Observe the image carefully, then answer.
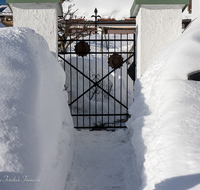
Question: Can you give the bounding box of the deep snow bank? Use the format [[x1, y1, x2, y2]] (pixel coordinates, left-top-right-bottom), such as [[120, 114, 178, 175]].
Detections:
[[127, 17, 200, 190], [0, 27, 74, 190]]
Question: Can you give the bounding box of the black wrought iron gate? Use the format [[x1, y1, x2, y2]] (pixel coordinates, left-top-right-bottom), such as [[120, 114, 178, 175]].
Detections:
[[58, 9, 136, 130]]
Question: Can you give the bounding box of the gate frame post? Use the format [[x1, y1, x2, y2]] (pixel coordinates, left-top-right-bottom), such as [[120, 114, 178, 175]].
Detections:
[[6, 0, 63, 58], [130, 0, 189, 78]]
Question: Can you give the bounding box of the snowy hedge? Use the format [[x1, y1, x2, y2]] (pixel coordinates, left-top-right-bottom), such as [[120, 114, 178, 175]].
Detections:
[[127, 17, 200, 190], [0, 28, 74, 190]]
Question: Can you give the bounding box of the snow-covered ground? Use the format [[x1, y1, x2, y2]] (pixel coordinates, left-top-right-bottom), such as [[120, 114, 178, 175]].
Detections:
[[65, 130, 140, 190], [127, 17, 200, 190], [0, 27, 74, 190]]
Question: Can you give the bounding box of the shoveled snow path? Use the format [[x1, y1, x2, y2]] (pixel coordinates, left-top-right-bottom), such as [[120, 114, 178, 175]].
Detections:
[[65, 129, 140, 190]]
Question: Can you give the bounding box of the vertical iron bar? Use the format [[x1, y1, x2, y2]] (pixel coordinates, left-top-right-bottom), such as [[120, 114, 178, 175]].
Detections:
[[89, 33, 91, 128], [95, 8, 98, 34], [95, 17, 97, 127], [76, 41, 78, 128], [134, 32, 136, 82], [91, 8, 101, 128], [100, 28, 103, 52], [114, 33, 116, 126], [101, 29, 104, 127], [120, 33, 122, 128], [108, 33, 110, 127], [126, 33, 128, 112], [83, 35, 85, 128], [70, 33, 72, 114], [64, 52, 66, 71]]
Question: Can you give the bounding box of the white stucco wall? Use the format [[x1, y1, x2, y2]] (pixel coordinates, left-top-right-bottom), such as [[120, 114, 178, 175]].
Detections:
[[12, 3, 58, 57], [136, 5, 183, 78], [192, 0, 200, 20]]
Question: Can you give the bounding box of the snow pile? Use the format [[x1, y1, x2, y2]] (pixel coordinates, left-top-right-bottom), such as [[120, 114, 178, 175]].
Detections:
[[0, 27, 74, 190], [127, 17, 200, 190]]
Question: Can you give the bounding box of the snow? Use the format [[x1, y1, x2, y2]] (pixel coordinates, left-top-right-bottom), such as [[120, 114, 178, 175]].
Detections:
[[1, 4, 200, 190], [65, 130, 140, 190], [0, 27, 74, 190], [182, 8, 192, 19], [127, 16, 200, 190], [0, 5, 7, 9], [0, 22, 5, 27], [2, 6, 11, 13]]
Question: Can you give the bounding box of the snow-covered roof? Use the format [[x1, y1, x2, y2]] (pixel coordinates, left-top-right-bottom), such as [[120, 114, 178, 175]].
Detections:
[[0, 6, 12, 16], [0, 5, 6, 12], [0, 5, 7, 8], [2, 6, 11, 12]]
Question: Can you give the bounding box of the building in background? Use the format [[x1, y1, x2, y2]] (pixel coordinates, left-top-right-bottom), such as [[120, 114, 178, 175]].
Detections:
[[0, 5, 12, 26], [0, 0, 12, 26]]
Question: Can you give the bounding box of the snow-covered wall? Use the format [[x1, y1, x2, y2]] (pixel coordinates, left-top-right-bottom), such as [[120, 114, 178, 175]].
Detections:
[[0, 27, 74, 190], [11, 3, 59, 57], [136, 5, 182, 78], [127, 16, 200, 190]]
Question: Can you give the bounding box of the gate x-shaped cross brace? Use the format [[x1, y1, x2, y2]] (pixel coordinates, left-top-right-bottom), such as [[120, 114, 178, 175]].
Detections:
[[58, 54, 134, 110]]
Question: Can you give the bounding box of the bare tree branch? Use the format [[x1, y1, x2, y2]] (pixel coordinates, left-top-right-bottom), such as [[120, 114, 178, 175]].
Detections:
[[58, 2, 95, 52]]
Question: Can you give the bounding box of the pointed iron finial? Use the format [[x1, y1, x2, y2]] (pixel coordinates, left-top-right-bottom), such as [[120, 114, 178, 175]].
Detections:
[[94, 8, 98, 14], [91, 8, 101, 19]]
